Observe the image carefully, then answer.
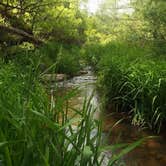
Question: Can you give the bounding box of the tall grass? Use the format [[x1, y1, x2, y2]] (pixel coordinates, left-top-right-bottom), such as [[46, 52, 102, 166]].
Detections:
[[0, 58, 102, 165], [39, 42, 81, 76], [0, 54, 146, 165], [84, 42, 166, 133]]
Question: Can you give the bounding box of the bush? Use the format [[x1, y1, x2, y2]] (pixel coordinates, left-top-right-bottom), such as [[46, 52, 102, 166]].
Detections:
[[55, 46, 81, 76], [39, 42, 81, 76]]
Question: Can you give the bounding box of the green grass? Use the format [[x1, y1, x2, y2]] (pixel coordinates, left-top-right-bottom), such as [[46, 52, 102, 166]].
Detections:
[[0, 59, 102, 165], [39, 42, 81, 76], [84, 42, 166, 133], [2, 41, 82, 76], [0, 55, 145, 165]]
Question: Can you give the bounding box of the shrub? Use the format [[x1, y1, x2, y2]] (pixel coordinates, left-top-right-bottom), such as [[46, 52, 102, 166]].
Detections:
[[55, 46, 81, 76]]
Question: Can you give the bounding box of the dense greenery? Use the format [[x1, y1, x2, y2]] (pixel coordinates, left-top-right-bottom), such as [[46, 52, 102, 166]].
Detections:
[[84, 42, 166, 132], [81, 0, 166, 133], [39, 42, 82, 75], [0, 0, 165, 165], [0, 59, 101, 165], [0, 56, 145, 165]]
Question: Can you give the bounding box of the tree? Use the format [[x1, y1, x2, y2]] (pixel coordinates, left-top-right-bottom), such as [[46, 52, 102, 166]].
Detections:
[[0, 0, 87, 47], [132, 0, 166, 53]]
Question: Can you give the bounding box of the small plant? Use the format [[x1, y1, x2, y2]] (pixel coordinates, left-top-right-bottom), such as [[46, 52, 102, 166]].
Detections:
[[38, 42, 81, 76]]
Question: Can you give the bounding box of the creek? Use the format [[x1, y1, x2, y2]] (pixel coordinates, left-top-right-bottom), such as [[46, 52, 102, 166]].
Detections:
[[53, 66, 166, 166]]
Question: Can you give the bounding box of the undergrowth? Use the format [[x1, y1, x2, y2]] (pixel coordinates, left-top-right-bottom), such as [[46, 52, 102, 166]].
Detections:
[[84, 42, 166, 133], [0, 54, 144, 165]]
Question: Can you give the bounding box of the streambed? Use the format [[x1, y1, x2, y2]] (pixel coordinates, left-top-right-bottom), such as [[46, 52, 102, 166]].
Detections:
[[51, 67, 166, 166]]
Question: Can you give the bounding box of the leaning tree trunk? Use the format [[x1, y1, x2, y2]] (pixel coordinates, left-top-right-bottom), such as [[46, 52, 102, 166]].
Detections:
[[0, 25, 43, 46]]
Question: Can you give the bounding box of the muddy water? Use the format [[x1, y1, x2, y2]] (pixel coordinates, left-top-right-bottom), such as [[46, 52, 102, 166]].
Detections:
[[102, 112, 166, 166], [56, 67, 99, 118], [55, 67, 166, 166]]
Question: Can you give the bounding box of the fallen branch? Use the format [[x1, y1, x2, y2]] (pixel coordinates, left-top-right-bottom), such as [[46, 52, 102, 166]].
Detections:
[[0, 24, 43, 45]]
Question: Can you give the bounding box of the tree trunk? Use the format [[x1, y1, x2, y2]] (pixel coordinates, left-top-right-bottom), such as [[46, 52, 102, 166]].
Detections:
[[0, 25, 43, 45]]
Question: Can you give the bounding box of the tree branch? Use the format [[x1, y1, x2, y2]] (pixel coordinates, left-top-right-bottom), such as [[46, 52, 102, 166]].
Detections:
[[0, 25, 43, 45]]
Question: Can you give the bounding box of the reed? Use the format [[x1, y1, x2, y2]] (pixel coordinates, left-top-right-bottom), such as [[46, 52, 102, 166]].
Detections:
[[84, 42, 166, 133], [0, 53, 146, 165]]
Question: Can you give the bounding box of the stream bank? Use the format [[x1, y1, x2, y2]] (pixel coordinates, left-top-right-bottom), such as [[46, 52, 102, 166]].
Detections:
[[50, 66, 166, 166], [102, 111, 166, 166]]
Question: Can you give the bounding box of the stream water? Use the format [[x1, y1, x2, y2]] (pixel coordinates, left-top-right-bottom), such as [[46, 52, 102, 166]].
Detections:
[[55, 67, 166, 166]]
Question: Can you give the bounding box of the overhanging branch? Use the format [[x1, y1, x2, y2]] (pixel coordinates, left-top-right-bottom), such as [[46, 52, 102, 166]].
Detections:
[[0, 25, 43, 45]]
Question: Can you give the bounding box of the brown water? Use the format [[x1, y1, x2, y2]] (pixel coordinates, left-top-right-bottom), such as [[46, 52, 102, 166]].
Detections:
[[102, 112, 166, 166], [54, 67, 166, 166]]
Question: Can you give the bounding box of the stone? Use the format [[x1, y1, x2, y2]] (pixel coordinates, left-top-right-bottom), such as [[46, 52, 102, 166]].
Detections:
[[79, 70, 88, 75], [42, 74, 67, 82]]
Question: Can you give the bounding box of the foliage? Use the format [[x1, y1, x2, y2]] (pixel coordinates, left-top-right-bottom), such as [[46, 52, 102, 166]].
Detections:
[[0, 0, 87, 54], [55, 45, 81, 76], [39, 42, 81, 75], [84, 42, 166, 133], [132, 0, 166, 54], [0, 58, 144, 165], [0, 60, 99, 165]]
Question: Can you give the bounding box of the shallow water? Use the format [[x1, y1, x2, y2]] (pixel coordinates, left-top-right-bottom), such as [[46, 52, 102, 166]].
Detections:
[[54, 67, 166, 166], [102, 112, 166, 166]]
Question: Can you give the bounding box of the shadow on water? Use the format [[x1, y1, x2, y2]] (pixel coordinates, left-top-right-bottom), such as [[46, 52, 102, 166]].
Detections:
[[53, 66, 166, 166]]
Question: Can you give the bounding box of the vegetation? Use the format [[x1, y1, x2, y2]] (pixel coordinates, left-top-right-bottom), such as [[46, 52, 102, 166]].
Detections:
[[0, 60, 101, 165], [84, 42, 166, 133], [39, 42, 81, 75], [0, 0, 165, 165], [83, 0, 166, 133], [0, 57, 145, 165]]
